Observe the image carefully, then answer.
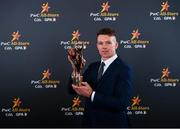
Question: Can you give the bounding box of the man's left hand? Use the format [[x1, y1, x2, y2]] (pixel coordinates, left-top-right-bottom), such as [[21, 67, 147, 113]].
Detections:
[[72, 82, 93, 98]]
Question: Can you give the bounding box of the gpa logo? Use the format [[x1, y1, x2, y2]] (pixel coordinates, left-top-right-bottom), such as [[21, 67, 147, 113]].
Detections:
[[0, 31, 30, 51], [127, 96, 150, 115], [30, 2, 60, 23], [150, 67, 179, 87], [90, 1, 119, 22], [30, 69, 60, 89], [120, 29, 150, 49], [1, 97, 30, 117], [61, 96, 84, 116], [60, 29, 90, 50], [150, 1, 179, 21]]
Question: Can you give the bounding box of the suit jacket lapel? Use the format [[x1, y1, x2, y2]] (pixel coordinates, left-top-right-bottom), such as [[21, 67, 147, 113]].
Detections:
[[91, 61, 101, 89], [96, 58, 119, 89]]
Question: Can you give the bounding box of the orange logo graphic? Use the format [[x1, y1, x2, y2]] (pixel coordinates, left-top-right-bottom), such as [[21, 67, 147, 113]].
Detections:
[[11, 31, 21, 42], [12, 98, 22, 108], [132, 96, 141, 106], [71, 30, 80, 41], [101, 2, 110, 13], [131, 29, 141, 40], [72, 96, 81, 107], [42, 69, 51, 80], [161, 1, 170, 12], [41, 2, 50, 13], [161, 67, 170, 79]]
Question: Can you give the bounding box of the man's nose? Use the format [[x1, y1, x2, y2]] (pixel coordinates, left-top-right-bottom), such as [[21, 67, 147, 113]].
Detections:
[[102, 44, 108, 49]]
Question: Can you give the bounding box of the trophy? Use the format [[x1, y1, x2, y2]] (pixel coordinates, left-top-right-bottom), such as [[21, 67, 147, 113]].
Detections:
[[68, 44, 86, 86]]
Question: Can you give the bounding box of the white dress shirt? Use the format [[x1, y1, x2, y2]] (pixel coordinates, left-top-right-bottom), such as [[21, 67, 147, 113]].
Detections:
[[91, 54, 118, 102]]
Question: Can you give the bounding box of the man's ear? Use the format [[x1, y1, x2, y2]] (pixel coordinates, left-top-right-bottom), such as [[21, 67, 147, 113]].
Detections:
[[115, 42, 119, 49], [96, 42, 99, 49]]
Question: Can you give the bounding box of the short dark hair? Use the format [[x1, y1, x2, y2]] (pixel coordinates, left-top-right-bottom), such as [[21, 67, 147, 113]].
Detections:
[[97, 28, 116, 37]]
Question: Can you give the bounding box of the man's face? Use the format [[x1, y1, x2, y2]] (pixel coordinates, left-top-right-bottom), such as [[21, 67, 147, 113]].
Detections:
[[97, 35, 118, 60]]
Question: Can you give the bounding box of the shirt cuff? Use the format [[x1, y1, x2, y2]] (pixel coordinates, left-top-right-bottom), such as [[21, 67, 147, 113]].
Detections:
[[91, 91, 95, 102]]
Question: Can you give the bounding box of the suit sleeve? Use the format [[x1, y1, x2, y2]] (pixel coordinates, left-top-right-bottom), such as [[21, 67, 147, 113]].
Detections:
[[93, 67, 133, 111]]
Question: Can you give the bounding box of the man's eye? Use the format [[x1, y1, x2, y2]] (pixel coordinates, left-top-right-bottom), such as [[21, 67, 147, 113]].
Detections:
[[97, 42, 103, 45], [106, 41, 112, 44]]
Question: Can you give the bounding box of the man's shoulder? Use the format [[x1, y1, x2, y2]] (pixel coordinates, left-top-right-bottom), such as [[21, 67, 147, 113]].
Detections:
[[114, 57, 131, 71], [88, 61, 100, 68], [114, 57, 132, 79], [83, 61, 100, 74]]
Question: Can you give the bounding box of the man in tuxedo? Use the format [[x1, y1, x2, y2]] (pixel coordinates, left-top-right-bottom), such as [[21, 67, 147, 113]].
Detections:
[[69, 28, 132, 128]]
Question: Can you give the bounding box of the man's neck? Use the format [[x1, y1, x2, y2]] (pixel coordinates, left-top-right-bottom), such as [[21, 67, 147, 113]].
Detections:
[[102, 54, 117, 61]]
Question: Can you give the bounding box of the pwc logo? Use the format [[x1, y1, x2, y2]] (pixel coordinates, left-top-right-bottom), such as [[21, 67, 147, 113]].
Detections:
[[150, 67, 179, 87], [90, 1, 119, 22], [0, 31, 30, 51], [30, 68, 60, 89], [60, 96, 84, 116], [127, 95, 150, 115], [1, 97, 30, 117], [120, 29, 150, 49], [30, 2, 60, 23], [150, 1, 178, 21], [60, 29, 90, 50]]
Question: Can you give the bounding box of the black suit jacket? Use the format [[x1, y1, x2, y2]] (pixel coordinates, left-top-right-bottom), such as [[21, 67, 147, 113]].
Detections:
[[69, 57, 132, 128]]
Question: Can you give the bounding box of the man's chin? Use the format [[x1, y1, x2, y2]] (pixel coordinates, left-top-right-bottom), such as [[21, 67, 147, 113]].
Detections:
[[101, 56, 110, 60]]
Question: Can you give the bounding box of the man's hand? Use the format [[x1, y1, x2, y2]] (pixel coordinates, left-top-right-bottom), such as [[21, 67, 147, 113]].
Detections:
[[72, 82, 93, 98]]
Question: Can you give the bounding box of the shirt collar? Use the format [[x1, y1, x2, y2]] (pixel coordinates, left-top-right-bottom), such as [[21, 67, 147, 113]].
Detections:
[[101, 54, 118, 68]]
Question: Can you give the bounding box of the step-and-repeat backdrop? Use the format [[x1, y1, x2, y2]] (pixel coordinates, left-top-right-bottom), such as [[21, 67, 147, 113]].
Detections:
[[0, 0, 180, 127]]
